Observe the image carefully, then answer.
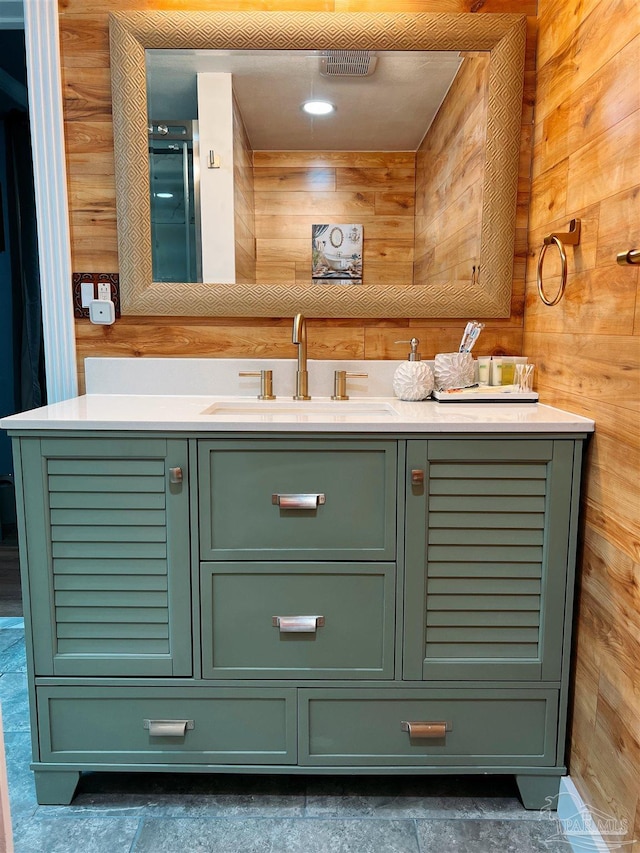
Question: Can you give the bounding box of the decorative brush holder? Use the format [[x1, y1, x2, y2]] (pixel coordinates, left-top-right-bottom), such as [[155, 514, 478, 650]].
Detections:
[[434, 352, 475, 390]]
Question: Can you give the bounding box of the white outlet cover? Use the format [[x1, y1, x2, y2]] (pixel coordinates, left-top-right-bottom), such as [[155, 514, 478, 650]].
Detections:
[[89, 299, 116, 325]]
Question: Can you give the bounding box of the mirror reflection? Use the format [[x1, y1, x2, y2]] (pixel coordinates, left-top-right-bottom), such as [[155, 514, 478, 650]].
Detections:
[[148, 119, 201, 282], [110, 11, 526, 317], [145, 48, 488, 287]]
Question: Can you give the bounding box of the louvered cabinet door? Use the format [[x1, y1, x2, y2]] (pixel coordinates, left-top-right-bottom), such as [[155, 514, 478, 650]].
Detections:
[[17, 436, 191, 677], [404, 439, 580, 681]]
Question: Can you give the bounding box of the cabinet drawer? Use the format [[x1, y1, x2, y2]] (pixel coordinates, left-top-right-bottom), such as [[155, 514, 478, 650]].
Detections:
[[299, 688, 558, 766], [201, 562, 396, 679], [37, 686, 297, 765], [197, 440, 397, 560]]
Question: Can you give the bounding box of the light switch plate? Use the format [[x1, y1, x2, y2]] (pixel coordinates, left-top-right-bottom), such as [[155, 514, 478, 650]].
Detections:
[[89, 299, 116, 325], [72, 273, 121, 319], [80, 281, 95, 307]]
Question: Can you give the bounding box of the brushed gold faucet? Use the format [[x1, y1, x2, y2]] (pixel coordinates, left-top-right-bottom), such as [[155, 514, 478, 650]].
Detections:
[[292, 313, 310, 399]]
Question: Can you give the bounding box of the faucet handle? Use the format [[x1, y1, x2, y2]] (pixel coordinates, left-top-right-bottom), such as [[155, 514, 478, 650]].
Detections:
[[239, 370, 276, 400], [331, 370, 368, 401]]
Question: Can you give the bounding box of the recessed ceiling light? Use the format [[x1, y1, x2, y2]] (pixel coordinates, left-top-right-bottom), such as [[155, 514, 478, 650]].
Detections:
[[302, 100, 335, 116], [155, 192, 174, 199]]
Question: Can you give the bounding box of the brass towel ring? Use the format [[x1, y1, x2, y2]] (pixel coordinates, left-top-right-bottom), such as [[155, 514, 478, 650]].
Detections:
[[537, 236, 567, 306], [536, 218, 581, 307]]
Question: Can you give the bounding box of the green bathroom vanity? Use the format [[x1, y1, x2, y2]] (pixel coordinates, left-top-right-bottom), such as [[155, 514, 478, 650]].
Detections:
[[1, 358, 594, 807]]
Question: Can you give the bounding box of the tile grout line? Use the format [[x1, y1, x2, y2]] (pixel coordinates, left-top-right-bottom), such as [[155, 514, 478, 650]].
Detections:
[[412, 817, 423, 853], [127, 817, 145, 853]]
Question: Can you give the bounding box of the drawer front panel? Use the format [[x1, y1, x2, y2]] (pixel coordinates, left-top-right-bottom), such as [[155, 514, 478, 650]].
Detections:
[[299, 688, 558, 766], [201, 562, 396, 679], [37, 686, 297, 765], [198, 440, 397, 560]]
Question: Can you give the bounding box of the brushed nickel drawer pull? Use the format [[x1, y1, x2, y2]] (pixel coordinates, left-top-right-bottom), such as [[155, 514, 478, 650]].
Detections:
[[272, 493, 326, 509], [144, 719, 194, 737], [272, 615, 325, 633], [169, 467, 183, 484], [401, 721, 451, 738]]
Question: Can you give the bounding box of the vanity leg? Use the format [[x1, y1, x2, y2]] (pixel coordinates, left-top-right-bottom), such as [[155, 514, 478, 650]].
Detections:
[[34, 769, 81, 805], [515, 774, 561, 810]]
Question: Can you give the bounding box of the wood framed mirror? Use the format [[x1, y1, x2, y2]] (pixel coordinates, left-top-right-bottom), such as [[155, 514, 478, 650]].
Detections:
[[110, 11, 525, 318]]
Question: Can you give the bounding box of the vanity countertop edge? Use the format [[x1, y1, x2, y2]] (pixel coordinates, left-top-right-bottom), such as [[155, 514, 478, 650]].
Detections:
[[0, 394, 595, 434]]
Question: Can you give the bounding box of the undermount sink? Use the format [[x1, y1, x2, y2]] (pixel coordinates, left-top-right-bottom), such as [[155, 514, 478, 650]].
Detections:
[[202, 399, 399, 417]]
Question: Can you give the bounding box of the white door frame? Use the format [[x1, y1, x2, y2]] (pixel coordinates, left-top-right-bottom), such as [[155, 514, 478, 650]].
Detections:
[[23, 0, 77, 403]]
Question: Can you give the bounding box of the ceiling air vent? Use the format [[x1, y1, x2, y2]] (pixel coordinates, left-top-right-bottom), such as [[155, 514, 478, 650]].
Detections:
[[319, 51, 378, 77]]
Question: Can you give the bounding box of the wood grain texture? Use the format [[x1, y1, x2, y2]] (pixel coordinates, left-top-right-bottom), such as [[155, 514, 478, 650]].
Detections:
[[532, 36, 640, 183], [253, 150, 415, 287], [571, 529, 640, 839], [365, 321, 523, 360], [535, 0, 637, 123], [233, 93, 257, 284], [525, 0, 640, 846], [253, 151, 416, 168]]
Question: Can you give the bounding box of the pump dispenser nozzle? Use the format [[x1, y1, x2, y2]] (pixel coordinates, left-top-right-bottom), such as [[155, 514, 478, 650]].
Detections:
[[395, 337, 422, 361]]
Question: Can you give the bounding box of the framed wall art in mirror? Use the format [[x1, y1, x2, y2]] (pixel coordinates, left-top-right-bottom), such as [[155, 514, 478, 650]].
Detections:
[[109, 12, 526, 318]]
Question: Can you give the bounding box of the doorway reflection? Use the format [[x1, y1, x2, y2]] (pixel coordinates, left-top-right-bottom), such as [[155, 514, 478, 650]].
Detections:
[[149, 120, 201, 283]]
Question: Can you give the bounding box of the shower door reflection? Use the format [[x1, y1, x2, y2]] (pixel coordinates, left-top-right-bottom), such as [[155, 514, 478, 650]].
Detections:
[[149, 120, 201, 283]]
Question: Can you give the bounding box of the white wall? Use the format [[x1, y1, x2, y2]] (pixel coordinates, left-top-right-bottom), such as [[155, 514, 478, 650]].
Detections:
[[197, 73, 236, 283]]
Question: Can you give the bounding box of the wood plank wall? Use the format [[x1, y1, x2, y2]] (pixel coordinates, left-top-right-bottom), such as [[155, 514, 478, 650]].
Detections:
[[524, 0, 640, 847], [233, 94, 257, 284], [253, 150, 416, 287], [58, 0, 537, 393], [414, 52, 489, 290]]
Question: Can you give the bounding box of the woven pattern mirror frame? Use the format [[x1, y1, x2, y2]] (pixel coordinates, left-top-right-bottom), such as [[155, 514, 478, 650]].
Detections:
[[110, 12, 526, 318]]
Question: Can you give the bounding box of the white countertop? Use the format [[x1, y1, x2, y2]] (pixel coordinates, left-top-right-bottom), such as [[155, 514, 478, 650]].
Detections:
[[0, 394, 594, 434], [0, 358, 595, 434]]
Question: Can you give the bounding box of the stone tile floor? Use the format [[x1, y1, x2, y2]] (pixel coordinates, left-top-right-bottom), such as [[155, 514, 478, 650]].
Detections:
[[0, 618, 571, 852]]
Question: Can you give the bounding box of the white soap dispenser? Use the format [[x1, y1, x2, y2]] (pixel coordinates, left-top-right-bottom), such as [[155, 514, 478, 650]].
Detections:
[[392, 338, 434, 401]]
